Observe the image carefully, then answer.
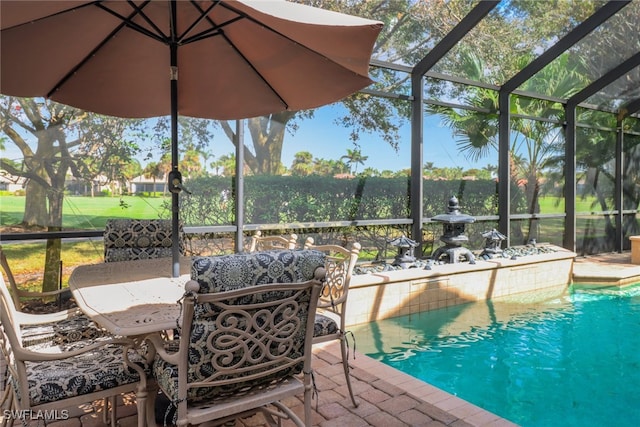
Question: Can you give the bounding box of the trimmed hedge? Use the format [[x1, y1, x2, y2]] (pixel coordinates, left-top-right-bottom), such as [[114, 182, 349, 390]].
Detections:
[[178, 175, 508, 226]]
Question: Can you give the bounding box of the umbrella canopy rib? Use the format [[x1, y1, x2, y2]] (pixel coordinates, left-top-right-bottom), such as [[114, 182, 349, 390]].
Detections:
[[46, 18, 130, 100], [96, 1, 169, 43], [176, 1, 223, 43]]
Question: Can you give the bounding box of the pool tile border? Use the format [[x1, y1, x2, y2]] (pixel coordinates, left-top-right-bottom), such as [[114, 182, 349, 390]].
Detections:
[[347, 246, 576, 327]]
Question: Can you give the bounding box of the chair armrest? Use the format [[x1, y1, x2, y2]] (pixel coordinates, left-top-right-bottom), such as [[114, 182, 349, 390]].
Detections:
[[13, 308, 82, 326], [16, 288, 71, 298], [11, 336, 137, 362], [145, 333, 181, 365]]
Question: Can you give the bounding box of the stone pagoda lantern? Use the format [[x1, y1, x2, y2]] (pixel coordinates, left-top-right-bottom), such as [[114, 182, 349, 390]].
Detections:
[[479, 228, 507, 259], [430, 196, 476, 264], [389, 235, 418, 269]]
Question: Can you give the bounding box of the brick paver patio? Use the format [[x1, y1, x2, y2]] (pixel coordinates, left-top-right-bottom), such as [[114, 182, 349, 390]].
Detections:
[[9, 341, 514, 427]]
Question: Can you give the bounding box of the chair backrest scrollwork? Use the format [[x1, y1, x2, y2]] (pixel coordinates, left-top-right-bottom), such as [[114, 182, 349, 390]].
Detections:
[[164, 281, 321, 405], [247, 230, 298, 252], [303, 239, 361, 313]]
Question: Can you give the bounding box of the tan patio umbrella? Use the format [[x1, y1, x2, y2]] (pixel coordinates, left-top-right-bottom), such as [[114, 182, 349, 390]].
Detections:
[[0, 0, 383, 276]]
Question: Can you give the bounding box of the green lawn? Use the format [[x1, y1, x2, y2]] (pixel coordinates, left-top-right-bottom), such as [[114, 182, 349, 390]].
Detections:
[[537, 196, 599, 214], [1, 195, 172, 289], [0, 195, 170, 229]]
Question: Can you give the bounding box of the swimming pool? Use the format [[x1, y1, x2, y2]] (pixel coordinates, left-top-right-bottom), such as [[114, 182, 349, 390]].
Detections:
[[352, 286, 640, 427]]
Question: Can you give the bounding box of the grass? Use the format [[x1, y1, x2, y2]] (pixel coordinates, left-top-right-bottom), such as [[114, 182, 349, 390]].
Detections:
[[1, 195, 602, 229], [0, 195, 169, 229], [1, 195, 170, 291], [3, 241, 104, 292], [537, 196, 601, 213]]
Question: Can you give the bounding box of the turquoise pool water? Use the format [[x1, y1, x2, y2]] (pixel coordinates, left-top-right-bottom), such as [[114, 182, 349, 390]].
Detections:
[[352, 286, 640, 427]]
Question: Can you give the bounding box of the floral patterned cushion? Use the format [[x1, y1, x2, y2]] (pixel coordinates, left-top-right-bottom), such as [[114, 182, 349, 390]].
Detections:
[[191, 249, 325, 293], [18, 344, 149, 406], [104, 219, 183, 262], [104, 247, 175, 263], [20, 313, 108, 349], [314, 313, 338, 337], [153, 287, 312, 405]]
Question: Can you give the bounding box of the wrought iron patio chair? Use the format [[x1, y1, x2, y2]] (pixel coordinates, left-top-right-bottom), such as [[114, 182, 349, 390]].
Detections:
[[0, 267, 119, 427], [145, 279, 322, 427], [0, 275, 107, 349], [247, 230, 298, 252], [0, 276, 150, 427], [303, 237, 361, 407], [0, 245, 110, 350]]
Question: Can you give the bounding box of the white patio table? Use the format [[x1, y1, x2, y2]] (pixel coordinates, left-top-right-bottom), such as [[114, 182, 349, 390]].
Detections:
[[69, 256, 193, 427], [69, 257, 192, 335]]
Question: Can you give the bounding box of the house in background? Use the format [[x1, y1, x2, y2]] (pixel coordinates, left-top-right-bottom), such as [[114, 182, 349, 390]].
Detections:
[[130, 174, 166, 195], [0, 171, 166, 197], [65, 174, 117, 196], [0, 173, 26, 193]]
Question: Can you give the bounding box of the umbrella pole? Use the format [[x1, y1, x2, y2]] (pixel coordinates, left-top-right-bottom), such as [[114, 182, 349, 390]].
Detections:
[[171, 190, 180, 278], [170, 11, 180, 277], [235, 119, 244, 252], [170, 108, 180, 277]]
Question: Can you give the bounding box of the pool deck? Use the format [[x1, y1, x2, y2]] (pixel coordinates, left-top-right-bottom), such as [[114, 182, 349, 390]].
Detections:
[[572, 252, 640, 287], [8, 252, 638, 427], [13, 341, 518, 427]]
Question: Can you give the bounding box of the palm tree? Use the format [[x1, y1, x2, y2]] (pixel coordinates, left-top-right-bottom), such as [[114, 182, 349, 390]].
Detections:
[[482, 164, 498, 179], [142, 161, 164, 195], [157, 153, 172, 194], [360, 167, 380, 177], [180, 144, 203, 179], [290, 151, 314, 176], [340, 148, 368, 175], [211, 153, 237, 177], [313, 158, 348, 176], [428, 51, 587, 243]]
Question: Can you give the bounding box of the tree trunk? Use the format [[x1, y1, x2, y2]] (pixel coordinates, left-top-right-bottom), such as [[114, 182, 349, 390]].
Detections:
[[22, 178, 48, 228], [525, 174, 541, 243], [42, 190, 64, 293], [229, 111, 295, 175], [43, 238, 62, 294]]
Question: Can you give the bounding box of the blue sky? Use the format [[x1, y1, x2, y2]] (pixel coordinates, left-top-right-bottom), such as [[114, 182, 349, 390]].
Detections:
[[2, 102, 490, 174], [202, 103, 488, 173], [279, 106, 489, 172]]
